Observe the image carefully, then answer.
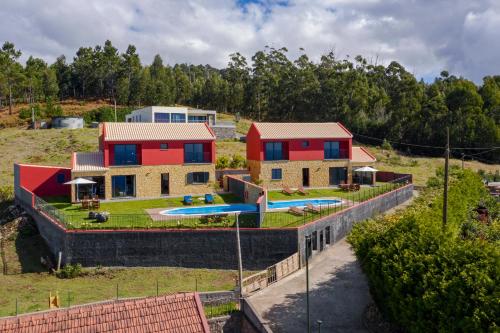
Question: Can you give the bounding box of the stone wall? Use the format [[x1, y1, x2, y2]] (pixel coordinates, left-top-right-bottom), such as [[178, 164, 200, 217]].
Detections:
[[63, 228, 298, 270], [72, 163, 216, 200], [211, 125, 236, 140], [208, 314, 242, 333], [297, 184, 414, 265], [248, 159, 353, 189]]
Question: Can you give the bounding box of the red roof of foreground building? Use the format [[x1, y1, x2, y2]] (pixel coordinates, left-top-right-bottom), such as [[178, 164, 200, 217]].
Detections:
[[0, 293, 210, 333], [251, 122, 353, 139]]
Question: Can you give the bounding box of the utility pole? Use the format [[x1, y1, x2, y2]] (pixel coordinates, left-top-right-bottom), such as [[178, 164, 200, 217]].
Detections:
[[236, 214, 244, 307], [443, 127, 450, 229], [305, 235, 311, 333], [461, 153, 465, 169], [114, 99, 117, 122]]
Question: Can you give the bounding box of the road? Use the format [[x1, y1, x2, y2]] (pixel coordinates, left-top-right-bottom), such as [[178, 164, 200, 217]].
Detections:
[[248, 238, 371, 333]]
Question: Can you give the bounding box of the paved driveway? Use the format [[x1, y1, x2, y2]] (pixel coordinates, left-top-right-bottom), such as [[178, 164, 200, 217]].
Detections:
[[247, 238, 372, 333]]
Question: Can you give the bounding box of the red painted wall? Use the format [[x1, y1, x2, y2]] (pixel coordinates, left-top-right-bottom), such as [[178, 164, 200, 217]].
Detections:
[[104, 140, 215, 166], [18, 164, 71, 197], [246, 124, 262, 161]]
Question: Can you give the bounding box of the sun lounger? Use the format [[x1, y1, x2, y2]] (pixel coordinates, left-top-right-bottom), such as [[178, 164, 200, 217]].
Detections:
[[297, 186, 309, 195], [305, 204, 320, 213], [288, 206, 304, 216], [183, 195, 193, 205], [282, 186, 295, 195], [205, 193, 214, 204]]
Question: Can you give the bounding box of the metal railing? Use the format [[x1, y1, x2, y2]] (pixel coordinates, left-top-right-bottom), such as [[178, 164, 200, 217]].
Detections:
[[261, 181, 407, 228]]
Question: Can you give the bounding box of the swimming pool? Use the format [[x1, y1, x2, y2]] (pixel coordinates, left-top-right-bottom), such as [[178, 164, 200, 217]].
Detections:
[[267, 198, 341, 210], [160, 203, 258, 216]]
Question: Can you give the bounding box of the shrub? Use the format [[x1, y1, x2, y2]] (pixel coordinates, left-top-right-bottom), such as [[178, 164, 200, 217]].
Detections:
[[381, 139, 392, 151], [348, 170, 499, 332], [0, 185, 14, 202], [216, 156, 230, 169], [57, 263, 83, 279], [18, 105, 43, 120], [229, 154, 246, 169]]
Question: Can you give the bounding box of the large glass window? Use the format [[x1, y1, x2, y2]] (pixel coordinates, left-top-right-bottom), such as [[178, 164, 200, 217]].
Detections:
[[188, 115, 207, 123], [171, 113, 186, 123], [112, 175, 135, 197], [187, 172, 209, 184], [271, 168, 282, 180], [265, 142, 283, 161], [324, 141, 340, 159], [114, 144, 137, 165], [154, 112, 170, 123], [184, 143, 205, 163], [329, 167, 347, 185]]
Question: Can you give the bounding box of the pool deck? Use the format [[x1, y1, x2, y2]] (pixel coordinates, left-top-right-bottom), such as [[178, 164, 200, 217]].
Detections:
[[145, 208, 177, 221]]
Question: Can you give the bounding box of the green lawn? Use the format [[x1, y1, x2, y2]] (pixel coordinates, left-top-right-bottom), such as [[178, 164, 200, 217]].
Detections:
[[263, 183, 400, 228], [42, 193, 260, 229]]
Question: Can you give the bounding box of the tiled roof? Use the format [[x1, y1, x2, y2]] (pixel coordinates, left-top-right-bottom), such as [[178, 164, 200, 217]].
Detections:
[[351, 146, 377, 163], [104, 122, 215, 142], [0, 293, 210, 333], [252, 122, 353, 139], [73, 152, 107, 172]]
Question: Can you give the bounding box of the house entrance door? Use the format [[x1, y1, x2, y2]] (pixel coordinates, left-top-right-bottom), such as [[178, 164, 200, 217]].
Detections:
[[161, 173, 169, 195], [302, 168, 310, 187]]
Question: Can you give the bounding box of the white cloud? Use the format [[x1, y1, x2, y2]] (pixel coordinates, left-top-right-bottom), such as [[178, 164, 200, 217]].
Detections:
[[0, 0, 499, 82]]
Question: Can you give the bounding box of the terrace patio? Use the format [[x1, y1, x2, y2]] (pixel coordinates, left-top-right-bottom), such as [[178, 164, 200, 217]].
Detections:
[[40, 182, 403, 230]]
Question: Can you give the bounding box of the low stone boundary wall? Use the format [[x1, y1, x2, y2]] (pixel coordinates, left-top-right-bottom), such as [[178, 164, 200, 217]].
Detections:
[[376, 171, 413, 183]]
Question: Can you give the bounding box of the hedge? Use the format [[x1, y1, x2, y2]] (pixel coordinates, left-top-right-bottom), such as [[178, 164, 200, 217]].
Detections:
[[348, 170, 499, 332]]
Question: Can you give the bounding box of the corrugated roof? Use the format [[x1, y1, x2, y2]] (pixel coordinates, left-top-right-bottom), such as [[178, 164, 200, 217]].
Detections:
[[252, 122, 353, 139], [351, 146, 377, 163], [0, 293, 210, 333], [73, 152, 107, 172], [104, 122, 215, 142]]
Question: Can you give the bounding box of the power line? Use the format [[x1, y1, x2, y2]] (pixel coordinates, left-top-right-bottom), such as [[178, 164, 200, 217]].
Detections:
[[462, 147, 500, 158], [353, 132, 500, 151]]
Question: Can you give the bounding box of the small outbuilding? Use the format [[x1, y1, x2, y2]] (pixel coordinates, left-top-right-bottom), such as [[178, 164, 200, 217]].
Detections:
[[51, 116, 84, 129]]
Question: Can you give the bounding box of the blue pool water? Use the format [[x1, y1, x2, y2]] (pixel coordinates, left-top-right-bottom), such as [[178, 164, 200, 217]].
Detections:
[[160, 199, 341, 216], [160, 203, 258, 216], [267, 199, 341, 209]]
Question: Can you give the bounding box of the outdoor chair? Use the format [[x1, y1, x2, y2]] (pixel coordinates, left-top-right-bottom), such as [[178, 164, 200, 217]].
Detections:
[[288, 206, 304, 216], [81, 200, 90, 210], [205, 193, 214, 204], [282, 186, 295, 195], [183, 195, 193, 205], [297, 186, 309, 195], [91, 200, 100, 209], [305, 204, 320, 213]]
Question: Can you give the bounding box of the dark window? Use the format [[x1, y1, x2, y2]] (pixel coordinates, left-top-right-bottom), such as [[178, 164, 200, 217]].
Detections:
[[329, 167, 347, 185], [114, 144, 137, 165], [271, 168, 282, 180], [56, 173, 65, 184], [312, 231, 318, 251], [302, 140, 310, 148], [324, 141, 340, 159], [160, 143, 168, 150], [188, 115, 207, 123], [154, 113, 170, 123], [325, 226, 331, 244], [184, 143, 205, 163], [111, 175, 136, 197], [265, 142, 283, 161], [171, 113, 186, 123], [187, 172, 209, 184]]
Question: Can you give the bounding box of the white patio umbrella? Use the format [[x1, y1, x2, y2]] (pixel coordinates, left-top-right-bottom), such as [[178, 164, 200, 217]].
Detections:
[[354, 166, 378, 185], [64, 178, 96, 201], [354, 166, 378, 172]]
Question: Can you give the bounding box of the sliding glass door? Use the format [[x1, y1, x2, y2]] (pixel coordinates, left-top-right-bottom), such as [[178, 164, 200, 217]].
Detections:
[[112, 175, 136, 198]]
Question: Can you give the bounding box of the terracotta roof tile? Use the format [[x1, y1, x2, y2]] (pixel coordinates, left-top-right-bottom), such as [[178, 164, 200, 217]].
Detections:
[[0, 293, 209, 333], [103, 122, 215, 142], [351, 146, 377, 163], [252, 122, 353, 139]]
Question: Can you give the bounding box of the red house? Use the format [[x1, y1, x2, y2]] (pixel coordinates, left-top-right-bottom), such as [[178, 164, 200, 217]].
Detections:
[[69, 122, 216, 201], [246, 122, 376, 188]]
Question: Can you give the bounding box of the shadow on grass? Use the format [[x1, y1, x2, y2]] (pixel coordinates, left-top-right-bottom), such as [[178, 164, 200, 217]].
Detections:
[[13, 230, 51, 274]]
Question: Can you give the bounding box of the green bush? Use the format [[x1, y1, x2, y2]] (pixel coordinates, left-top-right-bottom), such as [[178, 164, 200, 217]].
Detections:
[[381, 138, 392, 150], [83, 106, 133, 123], [348, 170, 499, 332], [18, 105, 43, 120], [56, 263, 83, 279], [229, 154, 246, 169], [216, 156, 230, 169]]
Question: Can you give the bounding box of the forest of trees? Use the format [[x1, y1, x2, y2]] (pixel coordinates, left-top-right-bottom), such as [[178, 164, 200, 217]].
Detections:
[[0, 40, 499, 162]]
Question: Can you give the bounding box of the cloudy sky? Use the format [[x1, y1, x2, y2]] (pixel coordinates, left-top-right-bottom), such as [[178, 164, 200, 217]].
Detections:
[[1, 0, 499, 82]]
